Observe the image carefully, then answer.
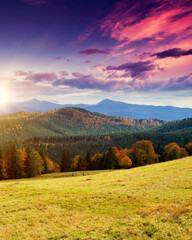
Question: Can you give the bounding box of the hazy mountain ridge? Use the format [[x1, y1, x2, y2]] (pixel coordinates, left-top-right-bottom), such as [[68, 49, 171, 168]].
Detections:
[[1, 98, 192, 121]]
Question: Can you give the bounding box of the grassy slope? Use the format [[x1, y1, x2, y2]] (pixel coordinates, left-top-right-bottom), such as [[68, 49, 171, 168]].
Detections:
[[0, 157, 192, 240]]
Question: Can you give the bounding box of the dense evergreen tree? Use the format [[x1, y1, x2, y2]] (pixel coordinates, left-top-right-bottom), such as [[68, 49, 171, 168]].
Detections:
[[39, 146, 48, 174], [186, 142, 192, 156], [77, 151, 87, 171], [60, 148, 71, 172], [86, 149, 91, 170], [0, 146, 7, 180], [101, 147, 118, 169]]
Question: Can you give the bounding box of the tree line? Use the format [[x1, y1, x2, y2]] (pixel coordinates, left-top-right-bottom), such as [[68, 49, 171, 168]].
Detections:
[[1, 139, 191, 180], [0, 144, 59, 180], [60, 139, 192, 172]]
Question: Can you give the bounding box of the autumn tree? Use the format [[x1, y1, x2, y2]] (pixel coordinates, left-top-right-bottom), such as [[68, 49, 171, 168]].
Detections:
[[164, 143, 181, 161], [0, 146, 7, 180], [128, 140, 158, 167], [114, 147, 132, 168], [16, 149, 27, 178]]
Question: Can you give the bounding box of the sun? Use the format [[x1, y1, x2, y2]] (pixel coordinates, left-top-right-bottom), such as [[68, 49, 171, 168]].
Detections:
[[0, 88, 9, 105]]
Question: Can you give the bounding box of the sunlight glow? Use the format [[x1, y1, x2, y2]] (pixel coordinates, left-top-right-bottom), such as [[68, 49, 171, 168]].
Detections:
[[0, 88, 9, 105]]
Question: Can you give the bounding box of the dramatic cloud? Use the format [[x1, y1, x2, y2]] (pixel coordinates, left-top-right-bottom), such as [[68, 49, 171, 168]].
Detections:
[[152, 48, 192, 59], [163, 73, 192, 90], [21, 0, 49, 5], [98, 0, 192, 55], [106, 61, 155, 78], [25, 72, 57, 82], [79, 48, 113, 55], [14, 70, 28, 76]]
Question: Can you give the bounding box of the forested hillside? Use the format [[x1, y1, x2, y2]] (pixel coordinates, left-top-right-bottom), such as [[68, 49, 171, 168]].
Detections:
[[0, 108, 164, 143]]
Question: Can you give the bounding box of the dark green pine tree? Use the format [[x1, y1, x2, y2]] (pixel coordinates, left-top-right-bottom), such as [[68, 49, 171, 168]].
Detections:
[[102, 147, 118, 169], [9, 143, 20, 179], [60, 148, 71, 172], [24, 145, 32, 178], [77, 151, 87, 171], [183, 137, 190, 147], [24, 145, 39, 178], [39, 146, 48, 174], [85, 149, 91, 170], [0, 146, 5, 180]]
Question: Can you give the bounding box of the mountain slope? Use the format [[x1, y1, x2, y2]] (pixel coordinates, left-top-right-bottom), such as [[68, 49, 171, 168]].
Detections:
[[0, 107, 165, 143], [1, 98, 192, 121]]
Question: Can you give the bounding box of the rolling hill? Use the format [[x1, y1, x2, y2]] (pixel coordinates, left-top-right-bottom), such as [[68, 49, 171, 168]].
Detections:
[[0, 107, 165, 143], [1, 98, 192, 121], [0, 157, 191, 239]]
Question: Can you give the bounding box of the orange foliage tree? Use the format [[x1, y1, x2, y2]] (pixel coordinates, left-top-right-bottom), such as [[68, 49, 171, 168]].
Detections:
[[113, 147, 132, 168], [128, 140, 158, 167], [164, 143, 188, 161]]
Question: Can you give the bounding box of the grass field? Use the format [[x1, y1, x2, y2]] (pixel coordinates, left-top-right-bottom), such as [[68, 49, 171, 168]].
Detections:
[[0, 157, 192, 240]]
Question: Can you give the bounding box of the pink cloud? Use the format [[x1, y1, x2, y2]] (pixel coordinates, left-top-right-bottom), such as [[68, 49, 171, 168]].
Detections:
[[72, 72, 85, 78], [79, 48, 113, 55], [14, 70, 28, 76], [59, 71, 68, 77], [55, 56, 64, 60], [26, 72, 57, 82], [99, 0, 192, 55]]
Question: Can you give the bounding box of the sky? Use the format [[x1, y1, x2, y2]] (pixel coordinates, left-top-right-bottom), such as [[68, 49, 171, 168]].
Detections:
[[0, 0, 192, 107]]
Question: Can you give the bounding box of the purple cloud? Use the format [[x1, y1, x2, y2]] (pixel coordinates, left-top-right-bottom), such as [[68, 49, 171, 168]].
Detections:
[[162, 73, 192, 90], [85, 60, 91, 64], [55, 56, 64, 60], [97, 0, 192, 57], [170, 10, 192, 22], [59, 71, 68, 77], [79, 48, 113, 55], [21, 0, 49, 5], [26, 72, 57, 82], [14, 70, 28, 76], [72, 72, 85, 78], [106, 61, 155, 78], [53, 74, 132, 91], [152, 48, 192, 59]]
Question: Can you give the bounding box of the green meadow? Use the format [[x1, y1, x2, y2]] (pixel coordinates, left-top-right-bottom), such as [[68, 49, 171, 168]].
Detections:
[[0, 157, 192, 240]]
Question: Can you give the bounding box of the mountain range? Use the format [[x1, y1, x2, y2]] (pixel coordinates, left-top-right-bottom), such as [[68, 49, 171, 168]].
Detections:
[[1, 98, 192, 121]]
